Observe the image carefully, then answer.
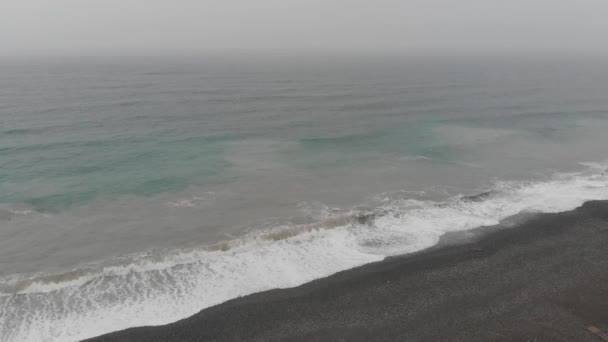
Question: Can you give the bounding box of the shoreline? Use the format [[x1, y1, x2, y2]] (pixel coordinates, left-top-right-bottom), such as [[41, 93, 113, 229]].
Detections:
[[87, 200, 608, 341]]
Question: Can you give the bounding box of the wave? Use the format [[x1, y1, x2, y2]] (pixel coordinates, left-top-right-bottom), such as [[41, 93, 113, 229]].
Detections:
[[1, 128, 36, 136], [0, 205, 36, 221], [1, 162, 608, 341]]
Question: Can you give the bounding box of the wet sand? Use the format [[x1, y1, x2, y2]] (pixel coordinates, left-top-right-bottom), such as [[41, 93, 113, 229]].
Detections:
[[87, 200, 608, 342]]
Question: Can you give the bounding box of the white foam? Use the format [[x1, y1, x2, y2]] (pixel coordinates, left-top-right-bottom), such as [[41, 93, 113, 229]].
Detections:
[[1, 162, 608, 342], [167, 192, 216, 207]]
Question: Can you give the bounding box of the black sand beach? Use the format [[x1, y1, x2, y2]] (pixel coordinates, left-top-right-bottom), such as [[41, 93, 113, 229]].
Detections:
[[87, 200, 608, 342]]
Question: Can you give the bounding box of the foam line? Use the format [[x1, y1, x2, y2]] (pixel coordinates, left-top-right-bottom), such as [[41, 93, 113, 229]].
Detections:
[[1, 162, 607, 342]]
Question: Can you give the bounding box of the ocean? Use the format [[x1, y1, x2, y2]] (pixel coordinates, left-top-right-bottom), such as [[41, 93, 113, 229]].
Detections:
[[1, 56, 608, 341]]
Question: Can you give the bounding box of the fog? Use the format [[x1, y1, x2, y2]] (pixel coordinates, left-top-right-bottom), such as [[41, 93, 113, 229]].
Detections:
[[1, 0, 607, 57]]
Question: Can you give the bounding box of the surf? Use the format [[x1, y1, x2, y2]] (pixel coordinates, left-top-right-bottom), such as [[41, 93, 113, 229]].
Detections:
[[1, 161, 608, 342]]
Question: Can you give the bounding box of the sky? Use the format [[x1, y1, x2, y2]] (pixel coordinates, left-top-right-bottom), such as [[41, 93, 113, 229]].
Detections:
[[1, 0, 607, 57]]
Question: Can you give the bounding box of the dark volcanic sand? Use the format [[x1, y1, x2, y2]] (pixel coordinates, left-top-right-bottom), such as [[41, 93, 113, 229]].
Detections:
[[87, 201, 608, 342]]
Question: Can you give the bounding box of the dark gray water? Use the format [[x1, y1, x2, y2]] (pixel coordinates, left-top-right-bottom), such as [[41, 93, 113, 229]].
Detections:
[[2, 57, 608, 341]]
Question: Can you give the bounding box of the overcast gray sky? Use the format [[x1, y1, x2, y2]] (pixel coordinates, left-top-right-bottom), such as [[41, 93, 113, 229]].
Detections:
[[1, 0, 607, 57]]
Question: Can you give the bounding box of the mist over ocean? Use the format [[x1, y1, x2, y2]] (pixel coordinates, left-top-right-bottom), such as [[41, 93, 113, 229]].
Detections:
[[2, 57, 608, 341]]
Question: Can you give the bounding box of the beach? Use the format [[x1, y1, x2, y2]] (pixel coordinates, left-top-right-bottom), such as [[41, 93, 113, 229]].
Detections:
[[3, 2, 608, 340], [88, 200, 608, 341], [2, 58, 608, 341]]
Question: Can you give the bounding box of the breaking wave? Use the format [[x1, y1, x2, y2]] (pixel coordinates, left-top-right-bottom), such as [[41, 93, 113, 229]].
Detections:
[[1, 162, 608, 342]]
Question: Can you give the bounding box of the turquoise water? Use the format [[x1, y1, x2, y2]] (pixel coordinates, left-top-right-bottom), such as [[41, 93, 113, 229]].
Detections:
[[1, 57, 608, 341], [0, 131, 230, 211], [3, 59, 607, 213]]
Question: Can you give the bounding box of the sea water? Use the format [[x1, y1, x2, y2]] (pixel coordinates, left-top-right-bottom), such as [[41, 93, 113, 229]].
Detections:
[[1, 56, 608, 341]]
